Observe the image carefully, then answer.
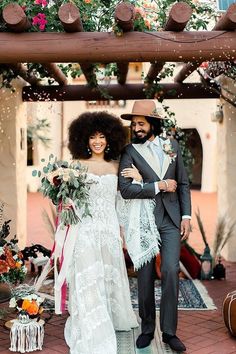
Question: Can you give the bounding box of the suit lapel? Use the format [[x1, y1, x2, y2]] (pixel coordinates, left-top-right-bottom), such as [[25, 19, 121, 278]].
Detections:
[[132, 142, 161, 179], [160, 153, 170, 179], [160, 137, 172, 179]]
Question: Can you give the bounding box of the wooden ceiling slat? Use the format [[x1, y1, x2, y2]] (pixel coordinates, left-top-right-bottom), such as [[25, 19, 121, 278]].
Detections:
[[173, 3, 236, 83], [2, 3, 30, 32], [22, 83, 219, 102], [41, 63, 68, 85]]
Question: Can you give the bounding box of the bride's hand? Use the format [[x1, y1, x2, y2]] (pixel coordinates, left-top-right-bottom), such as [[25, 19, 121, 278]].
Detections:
[[121, 164, 142, 182]]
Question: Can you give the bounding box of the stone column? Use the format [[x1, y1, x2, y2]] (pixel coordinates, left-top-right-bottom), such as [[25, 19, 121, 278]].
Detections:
[[217, 76, 236, 261], [0, 80, 27, 248]]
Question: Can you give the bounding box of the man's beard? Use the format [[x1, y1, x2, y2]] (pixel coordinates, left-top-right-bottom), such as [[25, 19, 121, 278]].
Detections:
[[132, 129, 154, 144]]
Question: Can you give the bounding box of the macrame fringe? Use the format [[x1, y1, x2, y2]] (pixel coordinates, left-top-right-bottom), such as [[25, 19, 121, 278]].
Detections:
[[9, 320, 44, 353]]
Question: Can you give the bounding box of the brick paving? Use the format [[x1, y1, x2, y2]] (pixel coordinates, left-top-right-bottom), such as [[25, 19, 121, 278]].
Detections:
[[0, 191, 236, 353]]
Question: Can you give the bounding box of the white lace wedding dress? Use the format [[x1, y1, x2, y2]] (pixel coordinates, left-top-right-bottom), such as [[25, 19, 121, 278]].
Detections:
[[64, 173, 138, 354]]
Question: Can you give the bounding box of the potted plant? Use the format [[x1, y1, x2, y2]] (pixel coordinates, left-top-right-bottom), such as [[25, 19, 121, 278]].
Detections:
[[0, 220, 27, 302]]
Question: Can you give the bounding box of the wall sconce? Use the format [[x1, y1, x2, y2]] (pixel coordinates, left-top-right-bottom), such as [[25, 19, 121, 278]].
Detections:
[[211, 105, 223, 123]]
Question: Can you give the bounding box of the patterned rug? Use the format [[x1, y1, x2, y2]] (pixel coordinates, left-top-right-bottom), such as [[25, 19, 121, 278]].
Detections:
[[129, 277, 217, 310]]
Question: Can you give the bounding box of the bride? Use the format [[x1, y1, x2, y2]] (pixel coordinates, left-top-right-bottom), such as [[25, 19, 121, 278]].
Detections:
[[64, 111, 139, 354]]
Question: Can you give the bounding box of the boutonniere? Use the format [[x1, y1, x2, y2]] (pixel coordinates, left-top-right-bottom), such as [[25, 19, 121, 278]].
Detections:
[[161, 140, 177, 163]]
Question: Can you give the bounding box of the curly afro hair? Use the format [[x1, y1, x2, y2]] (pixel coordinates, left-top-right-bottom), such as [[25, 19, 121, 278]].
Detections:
[[68, 111, 127, 161]]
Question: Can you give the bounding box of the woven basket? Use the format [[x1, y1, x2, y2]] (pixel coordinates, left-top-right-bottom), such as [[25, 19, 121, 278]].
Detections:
[[223, 290, 236, 336]]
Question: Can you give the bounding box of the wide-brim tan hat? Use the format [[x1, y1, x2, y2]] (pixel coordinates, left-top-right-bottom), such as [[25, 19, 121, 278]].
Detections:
[[121, 100, 163, 120]]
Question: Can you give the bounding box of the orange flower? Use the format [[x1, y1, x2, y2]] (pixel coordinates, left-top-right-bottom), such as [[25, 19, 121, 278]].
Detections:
[[27, 301, 39, 315], [145, 19, 151, 29], [6, 255, 16, 269], [15, 262, 22, 268], [84, 0, 91, 3], [0, 260, 9, 274], [22, 299, 31, 311]]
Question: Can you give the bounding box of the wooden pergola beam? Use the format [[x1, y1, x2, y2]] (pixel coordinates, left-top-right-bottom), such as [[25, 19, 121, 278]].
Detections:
[[22, 83, 219, 102], [174, 62, 199, 83], [145, 63, 165, 84], [58, 2, 83, 32], [174, 3, 236, 83], [58, 2, 97, 85], [164, 2, 193, 32], [1, 31, 234, 63], [145, 2, 192, 85], [117, 63, 129, 84], [213, 3, 236, 30], [114, 2, 135, 32], [2, 3, 31, 32], [41, 63, 68, 85]]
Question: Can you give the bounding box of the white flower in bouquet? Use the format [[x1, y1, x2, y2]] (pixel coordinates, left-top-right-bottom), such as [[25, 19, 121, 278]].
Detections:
[[32, 155, 93, 227], [9, 297, 17, 308]]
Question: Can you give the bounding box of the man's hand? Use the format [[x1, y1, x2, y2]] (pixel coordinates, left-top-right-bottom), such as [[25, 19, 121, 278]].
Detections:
[[121, 164, 142, 182], [180, 219, 191, 241], [158, 179, 177, 192]]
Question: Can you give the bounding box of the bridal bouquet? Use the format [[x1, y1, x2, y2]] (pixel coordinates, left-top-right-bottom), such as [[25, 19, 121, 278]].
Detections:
[[33, 155, 91, 226]]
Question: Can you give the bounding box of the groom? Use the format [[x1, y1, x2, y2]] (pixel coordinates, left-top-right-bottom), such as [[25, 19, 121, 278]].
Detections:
[[119, 100, 191, 352]]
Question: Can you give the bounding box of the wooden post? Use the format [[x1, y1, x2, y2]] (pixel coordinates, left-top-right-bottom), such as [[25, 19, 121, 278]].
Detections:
[[2, 3, 31, 32]]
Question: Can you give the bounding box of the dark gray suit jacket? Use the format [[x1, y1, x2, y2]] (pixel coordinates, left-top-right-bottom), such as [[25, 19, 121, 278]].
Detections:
[[118, 138, 191, 228]]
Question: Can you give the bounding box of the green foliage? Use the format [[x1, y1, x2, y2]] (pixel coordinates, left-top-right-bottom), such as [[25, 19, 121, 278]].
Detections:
[[27, 117, 51, 148]]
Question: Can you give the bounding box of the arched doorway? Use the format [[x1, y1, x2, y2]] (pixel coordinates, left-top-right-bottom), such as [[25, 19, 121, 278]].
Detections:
[[183, 128, 203, 190]]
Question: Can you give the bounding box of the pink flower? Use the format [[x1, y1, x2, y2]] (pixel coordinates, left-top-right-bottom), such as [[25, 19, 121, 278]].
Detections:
[[32, 13, 48, 31], [34, 0, 48, 6]]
